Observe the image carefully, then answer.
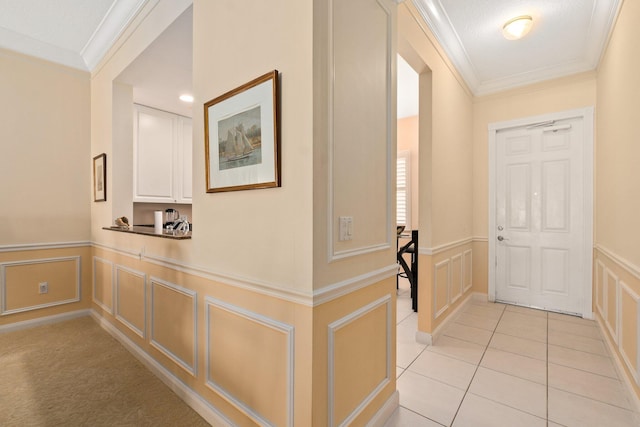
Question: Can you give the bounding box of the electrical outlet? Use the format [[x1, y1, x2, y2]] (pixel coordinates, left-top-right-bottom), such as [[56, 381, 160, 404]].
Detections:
[[38, 282, 48, 294]]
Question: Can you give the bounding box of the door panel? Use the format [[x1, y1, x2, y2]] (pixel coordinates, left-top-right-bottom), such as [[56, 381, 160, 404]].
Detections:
[[495, 116, 585, 314]]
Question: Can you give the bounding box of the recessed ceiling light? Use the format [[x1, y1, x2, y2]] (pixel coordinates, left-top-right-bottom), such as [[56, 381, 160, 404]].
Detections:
[[502, 15, 533, 40], [179, 94, 194, 103]]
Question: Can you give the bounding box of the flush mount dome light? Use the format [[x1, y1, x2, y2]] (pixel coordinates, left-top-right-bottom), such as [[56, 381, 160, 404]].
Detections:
[[179, 94, 194, 103], [502, 15, 533, 40]]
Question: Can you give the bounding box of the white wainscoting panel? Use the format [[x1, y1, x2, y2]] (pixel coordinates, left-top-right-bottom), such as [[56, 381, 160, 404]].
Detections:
[[115, 265, 146, 339], [150, 277, 197, 376], [205, 297, 294, 427], [93, 256, 114, 314], [328, 294, 392, 427], [619, 281, 640, 385], [1, 256, 81, 315]]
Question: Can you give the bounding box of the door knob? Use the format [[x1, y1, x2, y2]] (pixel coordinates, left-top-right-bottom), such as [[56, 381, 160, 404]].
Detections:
[[497, 235, 509, 241]]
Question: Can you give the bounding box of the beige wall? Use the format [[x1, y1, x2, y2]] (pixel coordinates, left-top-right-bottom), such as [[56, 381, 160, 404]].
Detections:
[[0, 49, 91, 245], [596, 0, 640, 268], [398, 3, 475, 335], [594, 0, 640, 401]]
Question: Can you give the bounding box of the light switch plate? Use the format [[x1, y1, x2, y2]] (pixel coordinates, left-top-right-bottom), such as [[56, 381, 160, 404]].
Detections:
[[339, 216, 353, 241]]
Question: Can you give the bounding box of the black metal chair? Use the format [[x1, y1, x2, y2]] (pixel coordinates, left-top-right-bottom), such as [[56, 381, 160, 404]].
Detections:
[[397, 229, 418, 311]]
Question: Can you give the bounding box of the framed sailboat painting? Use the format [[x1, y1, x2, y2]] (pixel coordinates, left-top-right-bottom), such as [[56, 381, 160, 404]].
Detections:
[[204, 70, 281, 193]]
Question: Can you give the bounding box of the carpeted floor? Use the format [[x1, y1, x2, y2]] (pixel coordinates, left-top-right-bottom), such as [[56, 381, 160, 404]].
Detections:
[[0, 316, 210, 426]]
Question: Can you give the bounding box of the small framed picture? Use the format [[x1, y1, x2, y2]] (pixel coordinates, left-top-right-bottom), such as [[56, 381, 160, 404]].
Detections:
[[204, 70, 280, 193], [93, 153, 106, 202]]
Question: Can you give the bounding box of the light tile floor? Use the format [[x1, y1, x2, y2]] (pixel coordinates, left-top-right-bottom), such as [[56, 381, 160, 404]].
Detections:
[[386, 279, 640, 427]]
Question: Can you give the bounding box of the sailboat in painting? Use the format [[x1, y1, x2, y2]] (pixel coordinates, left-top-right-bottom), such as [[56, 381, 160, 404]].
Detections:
[[223, 124, 254, 161]]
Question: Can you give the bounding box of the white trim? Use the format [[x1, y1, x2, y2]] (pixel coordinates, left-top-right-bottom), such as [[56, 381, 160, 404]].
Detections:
[[0, 241, 91, 253], [488, 107, 594, 319], [80, 0, 148, 70], [204, 297, 294, 427], [92, 256, 114, 314], [433, 259, 450, 319], [604, 268, 620, 345], [365, 390, 399, 427], [0, 309, 91, 334], [463, 249, 473, 293], [328, 295, 393, 427], [450, 253, 463, 304], [595, 259, 606, 318], [416, 292, 483, 345], [419, 237, 472, 256], [313, 264, 398, 306], [150, 277, 197, 376], [327, 0, 394, 263], [0, 256, 81, 315], [114, 264, 147, 339], [93, 242, 397, 308], [619, 281, 640, 386], [472, 236, 489, 243], [596, 244, 640, 281], [91, 310, 233, 426]]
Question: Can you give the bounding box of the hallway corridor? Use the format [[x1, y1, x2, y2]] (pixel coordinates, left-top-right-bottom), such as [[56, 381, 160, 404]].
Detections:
[[387, 280, 640, 427]]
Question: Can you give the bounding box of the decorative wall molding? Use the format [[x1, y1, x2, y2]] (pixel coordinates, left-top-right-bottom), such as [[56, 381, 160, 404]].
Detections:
[[433, 259, 450, 319], [463, 249, 473, 293], [327, 0, 394, 262], [91, 310, 234, 427], [313, 264, 398, 306], [93, 256, 114, 314], [204, 297, 294, 427], [0, 241, 91, 253], [419, 237, 473, 256], [150, 277, 197, 376], [115, 264, 147, 339], [328, 294, 392, 427], [0, 309, 91, 334], [619, 281, 640, 386], [0, 256, 81, 315], [604, 268, 619, 344], [595, 259, 606, 318], [93, 242, 396, 308], [450, 254, 463, 304], [596, 244, 640, 281]]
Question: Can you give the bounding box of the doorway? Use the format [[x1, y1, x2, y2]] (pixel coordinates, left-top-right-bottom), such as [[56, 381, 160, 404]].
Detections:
[[488, 108, 594, 318]]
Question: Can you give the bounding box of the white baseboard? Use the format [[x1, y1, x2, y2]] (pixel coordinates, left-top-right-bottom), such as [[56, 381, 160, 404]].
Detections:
[[90, 310, 233, 426], [366, 390, 399, 427], [0, 309, 91, 334], [595, 314, 640, 414], [415, 292, 486, 345]]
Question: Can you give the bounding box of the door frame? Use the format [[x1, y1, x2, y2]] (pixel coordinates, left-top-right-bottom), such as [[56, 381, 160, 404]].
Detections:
[[488, 107, 594, 318]]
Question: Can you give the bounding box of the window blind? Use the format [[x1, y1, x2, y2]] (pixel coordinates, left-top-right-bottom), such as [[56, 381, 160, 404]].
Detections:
[[397, 151, 411, 229]]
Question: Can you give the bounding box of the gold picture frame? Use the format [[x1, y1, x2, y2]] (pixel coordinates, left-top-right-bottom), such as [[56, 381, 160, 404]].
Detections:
[[204, 70, 280, 193], [93, 153, 106, 202]]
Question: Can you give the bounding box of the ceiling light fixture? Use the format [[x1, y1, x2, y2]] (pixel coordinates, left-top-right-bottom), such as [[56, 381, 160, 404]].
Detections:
[[502, 15, 533, 40], [179, 94, 194, 103]]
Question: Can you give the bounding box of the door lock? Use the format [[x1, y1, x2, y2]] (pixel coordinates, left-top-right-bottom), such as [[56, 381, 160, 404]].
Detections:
[[497, 225, 504, 231]]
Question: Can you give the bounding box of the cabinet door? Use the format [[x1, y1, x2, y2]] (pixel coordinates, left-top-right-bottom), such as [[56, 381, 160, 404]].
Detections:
[[178, 117, 193, 202], [133, 105, 177, 202]]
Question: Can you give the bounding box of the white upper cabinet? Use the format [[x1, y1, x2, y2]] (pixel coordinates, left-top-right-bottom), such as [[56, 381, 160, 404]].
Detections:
[[133, 104, 192, 203]]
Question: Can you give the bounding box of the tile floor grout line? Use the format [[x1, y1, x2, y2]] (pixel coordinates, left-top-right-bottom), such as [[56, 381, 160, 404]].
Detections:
[[448, 304, 507, 426], [546, 384, 638, 412]]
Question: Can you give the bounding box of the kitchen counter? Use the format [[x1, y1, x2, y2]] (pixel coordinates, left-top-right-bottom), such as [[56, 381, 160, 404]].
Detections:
[[103, 225, 191, 239]]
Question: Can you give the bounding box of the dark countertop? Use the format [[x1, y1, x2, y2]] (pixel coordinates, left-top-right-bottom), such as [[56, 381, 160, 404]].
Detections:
[[103, 225, 191, 240]]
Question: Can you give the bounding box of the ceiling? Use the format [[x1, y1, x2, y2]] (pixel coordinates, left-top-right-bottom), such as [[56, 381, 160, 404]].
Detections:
[[0, 0, 622, 116], [413, 0, 622, 95], [0, 0, 147, 71]]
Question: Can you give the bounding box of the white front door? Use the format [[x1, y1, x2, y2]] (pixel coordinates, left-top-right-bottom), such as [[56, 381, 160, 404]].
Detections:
[[492, 110, 593, 315]]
